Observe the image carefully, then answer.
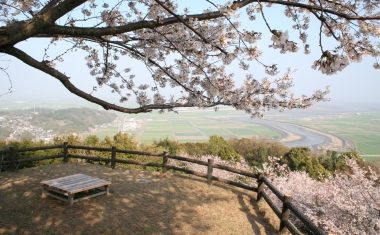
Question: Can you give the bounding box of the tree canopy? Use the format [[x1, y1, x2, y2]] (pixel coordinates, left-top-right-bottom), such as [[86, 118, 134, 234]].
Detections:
[[0, 0, 379, 117]]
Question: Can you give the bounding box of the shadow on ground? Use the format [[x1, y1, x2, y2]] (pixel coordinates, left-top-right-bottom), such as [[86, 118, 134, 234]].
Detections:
[[0, 162, 278, 235]]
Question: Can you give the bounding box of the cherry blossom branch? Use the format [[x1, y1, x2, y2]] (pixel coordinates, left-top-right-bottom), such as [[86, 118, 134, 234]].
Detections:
[[323, 0, 359, 16], [153, 0, 228, 54], [63, 16, 100, 26], [0, 0, 378, 114], [0, 0, 88, 47], [151, 28, 214, 85], [203, 0, 254, 49], [309, 10, 340, 41], [201, 1, 274, 74], [100, 38, 199, 96], [260, 0, 380, 20], [17, 0, 377, 50], [42, 11, 224, 38], [0, 2, 31, 18], [1, 46, 221, 112]]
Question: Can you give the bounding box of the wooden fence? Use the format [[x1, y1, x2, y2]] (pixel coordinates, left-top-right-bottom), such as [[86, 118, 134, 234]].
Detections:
[[0, 142, 326, 235]]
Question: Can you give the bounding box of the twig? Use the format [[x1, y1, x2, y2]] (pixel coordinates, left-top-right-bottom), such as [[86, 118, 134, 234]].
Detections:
[[0, 66, 13, 97], [258, 0, 272, 32]]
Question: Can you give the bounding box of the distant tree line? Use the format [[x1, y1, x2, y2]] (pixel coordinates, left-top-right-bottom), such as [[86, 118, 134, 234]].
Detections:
[[152, 136, 370, 179]]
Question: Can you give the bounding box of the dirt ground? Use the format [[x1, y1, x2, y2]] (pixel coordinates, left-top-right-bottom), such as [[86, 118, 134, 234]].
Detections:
[[0, 163, 281, 235]]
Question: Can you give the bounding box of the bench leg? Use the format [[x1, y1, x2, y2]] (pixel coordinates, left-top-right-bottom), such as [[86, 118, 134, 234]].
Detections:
[[41, 187, 47, 198], [105, 185, 110, 195], [68, 194, 74, 205]]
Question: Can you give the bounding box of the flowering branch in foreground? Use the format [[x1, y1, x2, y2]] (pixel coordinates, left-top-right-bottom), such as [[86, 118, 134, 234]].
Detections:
[[0, 0, 379, 114]]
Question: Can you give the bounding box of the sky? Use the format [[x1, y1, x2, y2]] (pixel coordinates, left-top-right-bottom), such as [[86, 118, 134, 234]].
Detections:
[[1, 2, 379, 109]]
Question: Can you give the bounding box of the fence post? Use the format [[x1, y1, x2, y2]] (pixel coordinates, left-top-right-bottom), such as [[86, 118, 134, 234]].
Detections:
[[257, 173, 264, 201], [280, 194, 293, 232], [63, 142, 68, 163], [207, 158, 213, 185], [162, 151, 168, 176], [111, 146, 116, 169], [9, 146, 15, 171]]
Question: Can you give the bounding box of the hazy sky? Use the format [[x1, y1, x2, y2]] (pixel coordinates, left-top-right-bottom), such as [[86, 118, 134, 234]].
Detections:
[[1, 3, 379, 109]]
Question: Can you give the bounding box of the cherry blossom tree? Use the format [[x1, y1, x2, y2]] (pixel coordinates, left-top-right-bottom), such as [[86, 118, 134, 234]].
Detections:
[[0, 0, 379, 116], [260, 156, 380, 234]]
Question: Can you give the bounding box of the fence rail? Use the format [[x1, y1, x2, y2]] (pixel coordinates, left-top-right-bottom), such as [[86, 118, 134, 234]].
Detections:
[[0, 154, 64, 165], [0, 143, 326, 235]]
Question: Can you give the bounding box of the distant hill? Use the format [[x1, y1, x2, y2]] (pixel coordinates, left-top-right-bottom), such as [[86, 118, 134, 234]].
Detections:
[[0, 108, 117, 135], [30, 108, 117, 134]]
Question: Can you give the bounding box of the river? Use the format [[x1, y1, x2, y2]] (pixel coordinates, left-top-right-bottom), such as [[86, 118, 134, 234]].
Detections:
[[233, 117, 332, 150]]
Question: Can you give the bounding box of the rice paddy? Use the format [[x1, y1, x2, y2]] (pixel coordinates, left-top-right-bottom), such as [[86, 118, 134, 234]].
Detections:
[[94, 110, 281, 143]]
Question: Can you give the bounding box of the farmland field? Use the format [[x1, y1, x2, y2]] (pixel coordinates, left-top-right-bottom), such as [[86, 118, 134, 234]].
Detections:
[[281, 112, 380, 155], [362, 156, 380, 163], [114, 110, 282, 143]]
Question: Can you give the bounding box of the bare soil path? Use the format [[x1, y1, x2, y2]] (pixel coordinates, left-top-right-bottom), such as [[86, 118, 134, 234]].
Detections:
[[0, 163, 280, 235]]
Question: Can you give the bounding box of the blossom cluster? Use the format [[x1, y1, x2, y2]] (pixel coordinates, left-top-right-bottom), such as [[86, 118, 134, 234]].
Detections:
[[269, 30, 299, 54], [312, 51, 349, 75], [217, 2, 238, 17]]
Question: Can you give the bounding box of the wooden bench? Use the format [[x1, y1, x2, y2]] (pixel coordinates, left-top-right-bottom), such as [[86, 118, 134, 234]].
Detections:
[[40, 174, 111, 205]]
